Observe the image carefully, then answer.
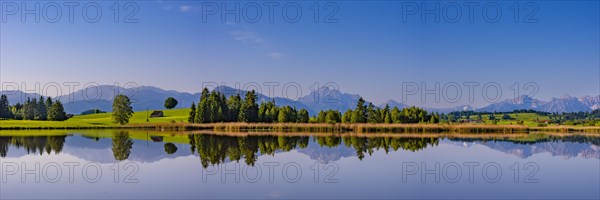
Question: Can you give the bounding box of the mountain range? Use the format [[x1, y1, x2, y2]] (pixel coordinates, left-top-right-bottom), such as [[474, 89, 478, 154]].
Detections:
[[476, 94, 600, 113], [1, 85, 598, 114]]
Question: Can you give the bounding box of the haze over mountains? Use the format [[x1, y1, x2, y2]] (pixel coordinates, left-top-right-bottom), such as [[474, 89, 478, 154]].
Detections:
[[1, 85, 598, 114]]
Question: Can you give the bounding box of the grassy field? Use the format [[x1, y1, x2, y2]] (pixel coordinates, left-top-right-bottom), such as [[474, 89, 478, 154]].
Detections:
[[1, 110, 599, 134], [461, 113, 552, 126], [0, 108, 191, 128]]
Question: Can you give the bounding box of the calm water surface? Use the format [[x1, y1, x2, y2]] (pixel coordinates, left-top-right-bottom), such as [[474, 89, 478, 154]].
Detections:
[[0, 131, 598, 199]]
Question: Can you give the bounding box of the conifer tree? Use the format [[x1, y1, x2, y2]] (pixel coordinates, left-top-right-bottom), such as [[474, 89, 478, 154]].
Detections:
[[37, 96, 47, 120], [0, 95, 12, 119], [238, 90, 258, 122], [227, 94, 242, 122], [188, 102, 196, 123]]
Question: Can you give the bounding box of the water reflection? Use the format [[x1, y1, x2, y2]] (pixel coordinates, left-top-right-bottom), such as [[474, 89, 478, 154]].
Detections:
[[1, 131, 599, 199], [1, 131, 598, 165], [112, 131, 133, 161], [0, 135, 66, 157]]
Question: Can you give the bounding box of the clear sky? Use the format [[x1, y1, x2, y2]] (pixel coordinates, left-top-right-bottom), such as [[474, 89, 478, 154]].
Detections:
[[1, 0, 598, 108]]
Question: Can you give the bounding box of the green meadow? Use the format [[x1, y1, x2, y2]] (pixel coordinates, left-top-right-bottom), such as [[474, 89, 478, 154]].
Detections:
[[462, 113, 553, 126], [2, 109, 600, 134], [0, 108, 191, 128]]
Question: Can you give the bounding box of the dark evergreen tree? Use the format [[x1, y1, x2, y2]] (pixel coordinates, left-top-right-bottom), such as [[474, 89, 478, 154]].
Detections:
[[239, 90, 258, 122], [45, 97, 53, 111], [351, 98, 367, 123], [195, 88, 210, 123], [188, 102, 196, 123], [0, 95, 12, 119], [37, 96, 47, 120], [23, 98, 35, 120], [227, 94, 242, 122]]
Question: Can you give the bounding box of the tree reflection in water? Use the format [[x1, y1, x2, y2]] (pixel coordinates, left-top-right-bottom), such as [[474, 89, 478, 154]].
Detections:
[[0, 132, 598, 168], [188, 134, 439, 168], [0, 135, 66, 157], [112, 131, 134, 161]]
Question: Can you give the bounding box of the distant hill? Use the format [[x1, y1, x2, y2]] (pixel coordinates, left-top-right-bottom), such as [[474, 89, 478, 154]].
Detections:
[[538, 95, 592, 113], [477, 95, 599, 113], [55, 85, 200, 114], [297, 86, 367, 113], [0, 90, 42, 104], [1, 86, 598, 114], [378, 100, 408, 110], [579, 95, 600, 110], [477, 95, 544, 112], [427, 105, 475, 114]]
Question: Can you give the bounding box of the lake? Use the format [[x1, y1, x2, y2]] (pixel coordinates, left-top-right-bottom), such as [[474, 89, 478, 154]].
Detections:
[[0, 131, 598, 199]]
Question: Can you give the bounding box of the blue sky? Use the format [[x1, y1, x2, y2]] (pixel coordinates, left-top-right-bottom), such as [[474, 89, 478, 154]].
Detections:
[[1, 0, 598, 108]]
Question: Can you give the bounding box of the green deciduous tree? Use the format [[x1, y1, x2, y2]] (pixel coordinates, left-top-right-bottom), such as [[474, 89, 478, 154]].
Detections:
[[48, 100, 67, 121], [11, 103, 23, 120], [164, 97, 178, 109], [297, 109, 309, 123], [277, 106, 298, 123], [342, 109, 352, 123], [259, 101, 278, 123], [112, 95, 134, 125]]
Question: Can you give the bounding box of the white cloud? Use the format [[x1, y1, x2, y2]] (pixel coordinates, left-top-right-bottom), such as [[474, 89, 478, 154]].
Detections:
[[180, 5, 193, 12], [265, 52, 284, 60], [230, 31, 264, 44], [230, 30, 284, 60], [160, 4, 193, 12]]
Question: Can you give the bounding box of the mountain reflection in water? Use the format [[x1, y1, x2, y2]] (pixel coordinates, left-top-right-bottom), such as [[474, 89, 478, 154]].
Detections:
[[1, 131, 598, 167]]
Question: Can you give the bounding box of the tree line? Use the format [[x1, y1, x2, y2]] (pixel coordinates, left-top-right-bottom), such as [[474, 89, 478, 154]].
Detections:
[[448, 109, 600, 126], [187, 88, 310, 124], [187, 88, 440, 124], [339, 98, 440, 123], [0, 95, 67, 121]]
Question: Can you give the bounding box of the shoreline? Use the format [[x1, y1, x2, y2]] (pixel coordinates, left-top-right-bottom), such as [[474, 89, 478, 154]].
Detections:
[[1, 122, 600, 134]]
